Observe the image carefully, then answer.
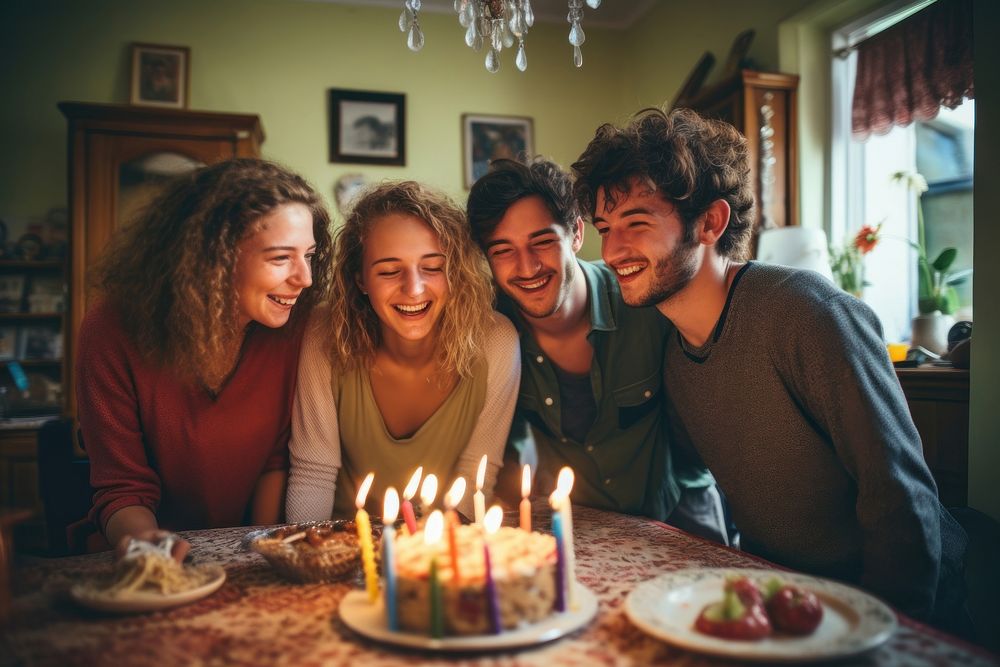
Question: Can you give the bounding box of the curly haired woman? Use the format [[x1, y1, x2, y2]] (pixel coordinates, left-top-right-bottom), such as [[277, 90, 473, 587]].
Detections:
[[77, 158, 333, 559], [285, 181, 520, 520]]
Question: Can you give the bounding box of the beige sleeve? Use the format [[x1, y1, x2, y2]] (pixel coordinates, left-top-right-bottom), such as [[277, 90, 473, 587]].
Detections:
[[453, 312, 521, 518], [285, 311, 341, 522]]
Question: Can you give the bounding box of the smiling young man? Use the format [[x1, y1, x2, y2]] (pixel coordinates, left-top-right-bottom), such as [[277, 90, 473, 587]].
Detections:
[[570, 108, 969, 633], [466, 158, 729, 542]]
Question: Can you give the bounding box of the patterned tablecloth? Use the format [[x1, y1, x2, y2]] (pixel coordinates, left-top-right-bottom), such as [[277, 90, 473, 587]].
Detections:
[[3, 506, 996, 667]]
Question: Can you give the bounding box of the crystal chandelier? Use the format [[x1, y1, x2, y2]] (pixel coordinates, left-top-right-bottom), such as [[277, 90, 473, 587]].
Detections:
[[399, 0, 602, 73]]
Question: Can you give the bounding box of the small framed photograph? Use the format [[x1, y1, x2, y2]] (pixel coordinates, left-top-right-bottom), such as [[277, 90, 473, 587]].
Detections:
[[17, 325, 62, 361], [329, 89, 405, 166], [0, 326, 16, 360], [463, 114, 534, 188], [0, 275, 25, 313], [129, 43, 190, 108]]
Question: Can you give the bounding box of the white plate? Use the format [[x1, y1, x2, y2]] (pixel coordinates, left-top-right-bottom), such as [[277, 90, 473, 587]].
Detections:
[[69, 564, 226, 614], [624, 568, 897, 663], [340, 583, 598, 651]]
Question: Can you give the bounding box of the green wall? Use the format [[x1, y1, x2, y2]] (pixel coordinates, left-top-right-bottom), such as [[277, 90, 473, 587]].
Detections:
[[1, 0, 625, 238]]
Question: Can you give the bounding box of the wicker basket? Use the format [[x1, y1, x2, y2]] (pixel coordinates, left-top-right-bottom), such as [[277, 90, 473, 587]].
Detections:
[[246, 520, 379, 583]]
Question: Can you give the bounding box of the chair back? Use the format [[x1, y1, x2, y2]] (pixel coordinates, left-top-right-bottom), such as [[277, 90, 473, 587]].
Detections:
[[36, 418, 93, 556]]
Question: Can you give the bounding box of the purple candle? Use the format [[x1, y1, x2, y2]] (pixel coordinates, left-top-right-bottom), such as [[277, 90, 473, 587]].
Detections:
[[482, 505, 504, 634]]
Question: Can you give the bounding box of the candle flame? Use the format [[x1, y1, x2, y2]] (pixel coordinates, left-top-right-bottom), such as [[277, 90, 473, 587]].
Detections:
[[483, 505, 503, 534], [356, 472, 375, 508], [403, 466, 423, 500], [549, 489, 566, 509], [420, 474, 438, 506], [556, 466, 575, 498], [424, 510, 444, 544], [445, 477, 467, 509], [476, 455, 487, 491], [383, 487, 399, 524], [521, 464, 531, 498]]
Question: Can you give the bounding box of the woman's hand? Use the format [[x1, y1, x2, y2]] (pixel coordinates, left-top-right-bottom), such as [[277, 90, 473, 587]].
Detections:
[[106, 506, 190, 563], [115, 529, 191, 563]]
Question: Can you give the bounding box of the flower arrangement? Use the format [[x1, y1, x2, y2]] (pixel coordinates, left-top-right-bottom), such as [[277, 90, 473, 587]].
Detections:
[[891, 171, 971, 315], [830, 224, 882, 297]]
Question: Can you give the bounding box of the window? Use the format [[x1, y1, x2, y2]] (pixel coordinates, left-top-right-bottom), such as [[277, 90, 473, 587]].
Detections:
[[830, 0, 974, 343]]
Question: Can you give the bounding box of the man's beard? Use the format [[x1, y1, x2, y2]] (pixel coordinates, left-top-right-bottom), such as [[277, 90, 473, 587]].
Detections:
[[627, 239, 699, 308]]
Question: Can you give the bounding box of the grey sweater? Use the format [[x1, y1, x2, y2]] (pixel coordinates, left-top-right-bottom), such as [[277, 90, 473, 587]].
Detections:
[[663, 262, 965, 621]]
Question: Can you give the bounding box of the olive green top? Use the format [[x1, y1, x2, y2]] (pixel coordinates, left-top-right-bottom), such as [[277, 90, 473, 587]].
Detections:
[[331, 359, 487, 518]]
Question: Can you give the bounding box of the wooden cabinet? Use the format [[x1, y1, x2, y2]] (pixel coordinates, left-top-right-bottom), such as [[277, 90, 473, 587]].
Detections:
[[58, 102, 264, 421], [681, 70, 799, 253], [0, 104, 263, 554], [896, 366, 970, 507]]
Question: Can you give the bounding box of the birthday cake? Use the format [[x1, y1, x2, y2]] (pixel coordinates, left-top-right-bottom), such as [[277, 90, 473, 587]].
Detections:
[[393, 524, 558, 635]]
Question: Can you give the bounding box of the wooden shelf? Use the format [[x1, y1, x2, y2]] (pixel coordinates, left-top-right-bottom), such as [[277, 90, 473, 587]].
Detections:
[[0, 261, 64, 270], [0, 312, 63, 321]]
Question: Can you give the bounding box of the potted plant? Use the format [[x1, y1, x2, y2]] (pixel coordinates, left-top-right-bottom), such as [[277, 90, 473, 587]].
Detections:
[[892, 171, 972, 354]]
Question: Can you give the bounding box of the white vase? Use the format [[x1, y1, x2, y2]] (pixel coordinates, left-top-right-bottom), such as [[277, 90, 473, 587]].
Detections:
[[911, 312, 955, 356]]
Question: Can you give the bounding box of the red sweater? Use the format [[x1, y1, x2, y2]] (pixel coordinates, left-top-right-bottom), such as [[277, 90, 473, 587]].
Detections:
[[77, 301, 303, 533]]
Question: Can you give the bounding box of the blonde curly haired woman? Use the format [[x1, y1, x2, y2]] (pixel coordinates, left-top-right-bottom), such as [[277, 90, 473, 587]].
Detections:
[[286, 181, 520, 520], [78, 158, 333, 559]]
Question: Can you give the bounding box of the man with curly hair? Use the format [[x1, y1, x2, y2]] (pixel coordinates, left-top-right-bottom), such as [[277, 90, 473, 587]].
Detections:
[[571, 107, 969, 634], [466, 158, 730, 543]]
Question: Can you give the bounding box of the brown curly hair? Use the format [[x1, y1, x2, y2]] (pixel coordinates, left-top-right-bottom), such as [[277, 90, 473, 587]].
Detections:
[[90, 158, 334, 381], [571, 107, 755, 260], [465, 157, 579, 249], [326, 180, 494, 378]]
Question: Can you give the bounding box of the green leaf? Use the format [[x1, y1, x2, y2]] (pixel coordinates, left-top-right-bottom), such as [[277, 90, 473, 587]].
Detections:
[[918, 297, 940, 315], [940, 287, 960, 315], [931, 248, 957, 272], [945, 268, 973, 286]]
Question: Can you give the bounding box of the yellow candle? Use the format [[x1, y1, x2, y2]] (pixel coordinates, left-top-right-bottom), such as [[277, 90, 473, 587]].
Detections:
[[474, 454, 487, 525], [519, 464, 532, 532], [354, 472, 378, 602], [556, 467, 577, 609], [444, 477, 466, 583]]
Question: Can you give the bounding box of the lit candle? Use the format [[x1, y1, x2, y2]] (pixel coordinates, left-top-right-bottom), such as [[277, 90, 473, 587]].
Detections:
[[419, 473, 438, 522], [519, 464, 532, 532], [483, 505, 504, 634], [444, 477, 466, 583], [473, 455, 487, 525], [425, 510, 445, 638], [354, 472, 379, 602], [401, 467, 422, 535], [382, 487, 400, 631], [556, 467, 577, 609], [550, 492, 567, 612]]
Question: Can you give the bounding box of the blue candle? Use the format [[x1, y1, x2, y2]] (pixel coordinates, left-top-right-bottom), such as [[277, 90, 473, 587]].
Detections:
[[382, 487, 400, 631], [551, 509, 566, 612], [382, 523, 398, 631]]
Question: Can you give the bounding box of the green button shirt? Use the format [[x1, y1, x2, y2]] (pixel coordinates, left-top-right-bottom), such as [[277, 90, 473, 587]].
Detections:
[[502, 260, 713, 521]]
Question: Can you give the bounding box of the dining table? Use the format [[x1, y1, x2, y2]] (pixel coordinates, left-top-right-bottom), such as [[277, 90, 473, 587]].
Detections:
[[3, 504, 996, 667]]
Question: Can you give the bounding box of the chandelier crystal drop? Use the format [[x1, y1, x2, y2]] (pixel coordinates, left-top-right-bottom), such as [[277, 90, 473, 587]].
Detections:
[[400, 0, 601, 72]]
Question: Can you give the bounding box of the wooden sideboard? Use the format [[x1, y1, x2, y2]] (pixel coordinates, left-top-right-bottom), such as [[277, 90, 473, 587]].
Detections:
[[896, 366, 970, 507]]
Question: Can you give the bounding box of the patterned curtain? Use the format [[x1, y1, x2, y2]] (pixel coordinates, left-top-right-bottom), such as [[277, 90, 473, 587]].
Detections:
[[851, 0, 974, 140]]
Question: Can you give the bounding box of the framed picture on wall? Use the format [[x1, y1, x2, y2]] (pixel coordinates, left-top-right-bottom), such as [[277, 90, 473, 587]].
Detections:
[[129, 43, 190, 109], [329, 89, 406, 166], [462, 114, 534, 188]]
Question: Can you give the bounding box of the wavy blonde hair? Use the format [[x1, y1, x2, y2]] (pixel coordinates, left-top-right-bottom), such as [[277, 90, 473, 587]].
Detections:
[[90, 158, 334, 381], [327, 181, 494, 378]]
